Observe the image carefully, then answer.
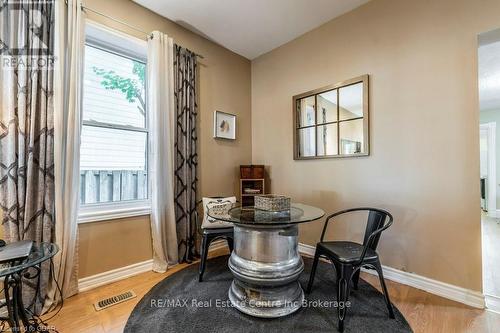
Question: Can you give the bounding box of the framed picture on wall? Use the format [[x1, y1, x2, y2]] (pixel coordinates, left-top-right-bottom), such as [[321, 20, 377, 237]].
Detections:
[[213, 110, 236, 140]]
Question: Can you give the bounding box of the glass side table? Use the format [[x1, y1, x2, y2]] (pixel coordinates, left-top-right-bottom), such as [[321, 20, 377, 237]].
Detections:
[[208, 203, 324, 318], [0, 242, 59, 331]]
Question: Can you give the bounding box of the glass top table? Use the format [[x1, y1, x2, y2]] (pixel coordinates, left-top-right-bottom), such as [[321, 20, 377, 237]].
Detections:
[[207, 203, 325, 226], [0, 242, 59, 331], [207, 202, 324, 318], [0, 242, 59, 277]]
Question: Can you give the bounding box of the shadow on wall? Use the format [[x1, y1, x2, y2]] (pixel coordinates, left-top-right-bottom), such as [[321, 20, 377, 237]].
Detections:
[[265, 165, 272, 194], [299, 190, 418, 273]]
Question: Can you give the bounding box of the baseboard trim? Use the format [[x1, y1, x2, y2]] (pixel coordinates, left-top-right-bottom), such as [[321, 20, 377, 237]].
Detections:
[[79, 241, 485, 309], [78, 240, 229, 293], [209, 239, 228, 252], [298, 243, 316, 257], [78, 259, 154, 292], [485, 294, 500, 314], [298, 243, 485, 309]]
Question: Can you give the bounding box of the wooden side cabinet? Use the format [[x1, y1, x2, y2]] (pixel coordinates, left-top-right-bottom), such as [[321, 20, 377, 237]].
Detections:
[[240, 179, 265, 206], [240, 165, 265, 206]]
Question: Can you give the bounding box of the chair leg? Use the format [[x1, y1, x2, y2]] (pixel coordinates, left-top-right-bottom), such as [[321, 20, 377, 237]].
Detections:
[[336, 263, 353, 333], [199, 234, 210, 282], [306, 248, 321, 294], [374, 259, 395, 319], [227, 237, 234, 253], [352, 269, 361, 290]]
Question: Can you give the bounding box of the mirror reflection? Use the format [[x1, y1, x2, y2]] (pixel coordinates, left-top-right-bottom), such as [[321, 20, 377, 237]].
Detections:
[[339, 83, 363, 121], [293, 75, 368, 159], [340, 118, 364, 154], [317, 90, 337, 124], [317, 124, 338, 156], [298, 127, 315, 157], [297, 96, 315, 127]]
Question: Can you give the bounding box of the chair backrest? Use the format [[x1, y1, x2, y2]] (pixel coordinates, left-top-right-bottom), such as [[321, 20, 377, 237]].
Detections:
[[320, 207, 393, 265], [194, 196, 237, 231], [362, 210, 390, 251], [195, 196, 229, 216], [202, 197, 236, 224], [195, 197, 227, 232], [320, 207, 393, 249]]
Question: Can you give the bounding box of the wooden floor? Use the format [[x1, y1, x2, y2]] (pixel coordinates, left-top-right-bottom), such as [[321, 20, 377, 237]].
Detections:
[[43, 248, 500, 333]]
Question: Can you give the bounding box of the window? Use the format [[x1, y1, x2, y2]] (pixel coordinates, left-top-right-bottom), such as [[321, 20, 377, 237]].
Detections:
[[78, 23, 149, 223], [293, 75, 369, 159]]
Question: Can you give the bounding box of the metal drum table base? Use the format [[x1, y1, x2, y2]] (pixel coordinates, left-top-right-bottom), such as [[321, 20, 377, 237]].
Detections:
[[228, 224, 305, 318], [228, 279, 304, 318]]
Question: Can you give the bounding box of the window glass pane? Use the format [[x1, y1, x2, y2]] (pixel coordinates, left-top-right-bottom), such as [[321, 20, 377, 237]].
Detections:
[[80, 126, 147, 204], [297, 96, 315, 127], [81, 40, 148, 206], [83, 45, 146, 128], [339, 82, 363, 121], [298, 127, 316, 157], [339, 119, 364, 154], [317, 124, 338, 156], [317, 90, 337, 123]]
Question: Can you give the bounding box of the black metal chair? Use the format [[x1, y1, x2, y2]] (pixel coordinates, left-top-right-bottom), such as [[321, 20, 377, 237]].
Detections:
[[195, 197, 236, 282], [306, 207, 395, 332]]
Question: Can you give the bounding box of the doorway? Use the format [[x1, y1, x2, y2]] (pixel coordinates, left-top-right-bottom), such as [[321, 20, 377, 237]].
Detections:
[[479, 28, 500, 313], [480, 123, 496, 213]]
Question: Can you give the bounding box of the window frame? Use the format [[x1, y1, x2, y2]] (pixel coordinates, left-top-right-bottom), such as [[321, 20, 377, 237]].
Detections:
[[78, 22, 150, 224], [292, 74, 369, 160]]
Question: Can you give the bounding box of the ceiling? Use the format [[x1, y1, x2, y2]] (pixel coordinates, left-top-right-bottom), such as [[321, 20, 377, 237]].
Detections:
[[133, 0, 370, 59]]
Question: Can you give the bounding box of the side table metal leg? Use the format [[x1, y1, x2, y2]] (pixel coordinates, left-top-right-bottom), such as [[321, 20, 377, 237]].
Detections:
[[14, 272, 37, 330], [4, 275, 20, 332]]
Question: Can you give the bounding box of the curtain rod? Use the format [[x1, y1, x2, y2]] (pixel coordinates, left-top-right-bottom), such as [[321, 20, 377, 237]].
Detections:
[[77, 3, 205, 59]]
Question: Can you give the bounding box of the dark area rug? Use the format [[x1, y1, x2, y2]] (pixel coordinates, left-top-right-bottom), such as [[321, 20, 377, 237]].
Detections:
[[125, 256, 413, 333]]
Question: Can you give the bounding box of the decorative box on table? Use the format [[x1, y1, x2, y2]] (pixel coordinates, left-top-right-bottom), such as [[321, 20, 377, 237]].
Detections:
[[255, 195, 291, 212]]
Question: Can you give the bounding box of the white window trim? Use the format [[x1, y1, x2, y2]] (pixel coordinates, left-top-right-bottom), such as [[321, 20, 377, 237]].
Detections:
[[78, 200, 151, 224], [78, 21, 150, 224]]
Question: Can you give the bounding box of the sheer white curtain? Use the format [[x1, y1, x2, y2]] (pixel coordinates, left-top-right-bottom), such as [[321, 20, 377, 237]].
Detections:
[[49, 0, 85, 304], [148, 31, 179, 272]]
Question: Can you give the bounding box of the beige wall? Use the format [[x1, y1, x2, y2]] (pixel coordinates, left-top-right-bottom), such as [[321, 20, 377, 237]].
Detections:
[[78, 216, 152, 277], [77, 0, 252, 278], [251, 0, 500, 291]]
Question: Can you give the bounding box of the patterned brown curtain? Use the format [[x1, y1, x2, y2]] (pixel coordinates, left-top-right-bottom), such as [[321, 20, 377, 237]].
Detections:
[[0, 0, 55, 313], [173, 45, 198, 263]]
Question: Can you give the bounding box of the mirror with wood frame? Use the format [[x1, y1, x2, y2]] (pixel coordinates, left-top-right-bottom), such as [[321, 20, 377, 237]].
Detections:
[[293, 75, 369, 160]]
